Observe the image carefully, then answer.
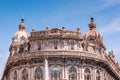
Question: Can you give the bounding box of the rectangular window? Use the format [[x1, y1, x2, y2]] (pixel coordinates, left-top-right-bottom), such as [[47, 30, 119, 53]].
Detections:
[[71, 43, 74, 50], [38, 44, 41, 50], [54, 43, 58, 49]]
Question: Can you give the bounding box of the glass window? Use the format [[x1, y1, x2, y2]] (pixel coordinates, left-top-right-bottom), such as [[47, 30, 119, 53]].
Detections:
[[13, 71, 17, 80], [69, 67, 77, 80], [71, 43, 74, 50], [22, 69, 28, 80], [54, 43, 58, 49], [51, 67, 61, 80], [84, 68, 91, 80], [20, 39, 25, 44], [35, 67, 43, 80], [38, 44, 41, 50]]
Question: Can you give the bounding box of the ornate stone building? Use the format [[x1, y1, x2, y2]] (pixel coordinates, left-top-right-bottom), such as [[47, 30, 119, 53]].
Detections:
[[1, 18, 120, 80]]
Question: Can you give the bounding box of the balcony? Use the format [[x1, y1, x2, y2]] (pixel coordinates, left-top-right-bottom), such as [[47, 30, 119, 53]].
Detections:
[[7, 50, 106, 64]]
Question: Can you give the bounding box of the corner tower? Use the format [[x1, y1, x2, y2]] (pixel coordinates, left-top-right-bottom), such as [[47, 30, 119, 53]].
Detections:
[[9, 18, 30, 57], [85, 17, 106, 53]]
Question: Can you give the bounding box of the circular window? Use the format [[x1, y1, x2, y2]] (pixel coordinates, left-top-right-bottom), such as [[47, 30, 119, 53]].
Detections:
[[20, 39, 25, 44]]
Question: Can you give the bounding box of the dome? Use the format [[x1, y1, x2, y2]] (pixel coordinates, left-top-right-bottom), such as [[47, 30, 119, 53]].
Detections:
[[13, 31, 30, 43], [88, 17, 96, 30], [19, 18, 26, 30], [85, 29, 101, 39]]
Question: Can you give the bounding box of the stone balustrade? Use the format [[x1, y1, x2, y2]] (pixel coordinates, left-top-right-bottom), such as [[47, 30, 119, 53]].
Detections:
[[8, 51, 105, 64]]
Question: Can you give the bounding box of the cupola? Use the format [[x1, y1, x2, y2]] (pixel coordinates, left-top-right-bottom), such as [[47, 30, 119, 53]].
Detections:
[[19, 18, 26, 31], [88, 17, 96, 30]]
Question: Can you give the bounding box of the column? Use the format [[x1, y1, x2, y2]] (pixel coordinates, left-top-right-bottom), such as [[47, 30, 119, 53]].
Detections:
[[62, 66, 64, 79], [101, 70, 104, 80], [18, 68, 21, 80], [45, 58, 49, 80], [81, 66, 84, 80], [79, 66, 82, 80], [92, 67, 95, 80], [30, 66, 34, 80], [62, 64, 67, 80]]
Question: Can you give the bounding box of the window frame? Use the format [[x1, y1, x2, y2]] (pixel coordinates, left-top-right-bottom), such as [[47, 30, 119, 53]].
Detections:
[[54, 43, 58, 49], [70, 43, 74, 50], [38, 44, 42, 50]]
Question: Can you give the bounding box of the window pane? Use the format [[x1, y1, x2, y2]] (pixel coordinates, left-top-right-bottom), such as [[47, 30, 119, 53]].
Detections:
[[38, 44, 41, 50], [71, 43, 74, 50], [54, 43, 58, 49], [51, 67, 60, 80], [20, 39, 25, 44], [84, 68, 91, 80], [69, 67, 77, 80], [35, 67, 43, 80]]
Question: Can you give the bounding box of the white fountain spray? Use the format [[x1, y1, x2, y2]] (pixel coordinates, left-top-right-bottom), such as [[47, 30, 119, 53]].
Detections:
[[45, 58, 49, 80]]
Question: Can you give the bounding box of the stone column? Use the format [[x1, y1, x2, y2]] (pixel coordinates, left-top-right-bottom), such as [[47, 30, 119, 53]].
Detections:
[[79, 66, 82, 80], [62, 64, 67, 80], [92, 67, 95, 80], [45, 58, 49, 80], [81, 66, 84, 80], [62, 66, 64, 79], [30, 66, 34, 80], [18, 68, 21, 80], [101, 70, 104, 80]]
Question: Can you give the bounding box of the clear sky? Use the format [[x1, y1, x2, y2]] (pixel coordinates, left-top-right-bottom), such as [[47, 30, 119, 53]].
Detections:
[[0, 0, 120, 78]]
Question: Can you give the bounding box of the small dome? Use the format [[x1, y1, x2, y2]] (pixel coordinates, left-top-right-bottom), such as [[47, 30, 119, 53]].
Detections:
[[88, 17, 96, 30], [13, 31, 30, 43], [85, 29, 101, 39], [19, 18, 26, 30]]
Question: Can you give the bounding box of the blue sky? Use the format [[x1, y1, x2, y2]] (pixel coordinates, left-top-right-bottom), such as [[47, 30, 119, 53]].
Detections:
[[0, 0, 120, 78]]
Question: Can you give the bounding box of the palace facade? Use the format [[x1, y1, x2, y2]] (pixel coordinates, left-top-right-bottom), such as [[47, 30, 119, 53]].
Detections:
[[1, 18, 120, 80]]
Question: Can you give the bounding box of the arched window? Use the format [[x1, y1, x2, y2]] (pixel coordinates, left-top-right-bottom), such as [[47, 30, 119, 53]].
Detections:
[[51, 66, 61, 80], [84, 68, 91, 80], [69, 67, 77, 80], [20, 39, 25, 44], [13, 71, 17, 80], [35, 67, 43, 80], [22, 69, 28, 80], [96, 70, 100, 80], [89, 38, 94, 43], [19, 47, 24, 53]]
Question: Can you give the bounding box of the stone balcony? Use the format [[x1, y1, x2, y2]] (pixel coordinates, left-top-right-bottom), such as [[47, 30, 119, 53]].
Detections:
[[6, 50, 120, 79], [7, 51, 106, 64]]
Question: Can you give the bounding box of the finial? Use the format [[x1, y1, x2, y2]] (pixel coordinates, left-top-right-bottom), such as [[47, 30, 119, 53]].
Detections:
[[88, 17, 96, 30], [90, 17, 94, 22], [32, 28, 35, 32], [62, 26, 65, 30], [46, 26, 49, 30], [21, 18, 24, 23], [77, 28, 80, 31]]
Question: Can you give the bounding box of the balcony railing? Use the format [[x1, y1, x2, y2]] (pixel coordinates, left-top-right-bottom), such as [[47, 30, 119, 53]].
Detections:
[[7, 51, 106, 64], [6, 50, 120, 78]]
